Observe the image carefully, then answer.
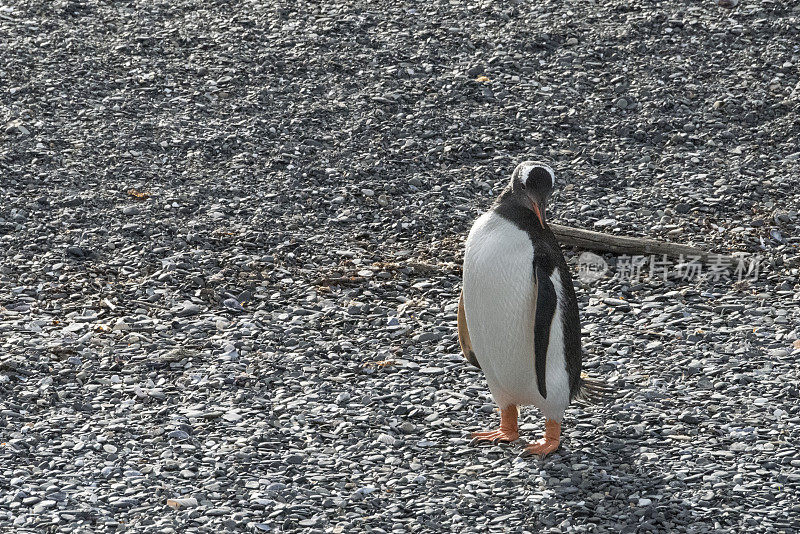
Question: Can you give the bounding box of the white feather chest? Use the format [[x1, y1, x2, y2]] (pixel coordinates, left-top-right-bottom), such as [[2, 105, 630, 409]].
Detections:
[[462, 210, 570, 419]]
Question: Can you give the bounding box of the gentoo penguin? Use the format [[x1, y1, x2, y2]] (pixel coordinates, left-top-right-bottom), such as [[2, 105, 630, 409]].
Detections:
[[458, 161, 607, 457]]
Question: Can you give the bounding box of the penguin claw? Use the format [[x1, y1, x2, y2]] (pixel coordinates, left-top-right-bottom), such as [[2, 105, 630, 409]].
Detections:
[[522, 439, 560, 458], [470, 429, 519, 445], [470, 406, 520, 446]]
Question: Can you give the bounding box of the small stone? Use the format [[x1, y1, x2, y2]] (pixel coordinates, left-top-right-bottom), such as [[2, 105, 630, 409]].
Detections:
[[602, 298, 629, 308], [166, 497, 198, 509], [223, 411, 242, 422], [679, 413, 702, 424], [353, 486, 377, 498], [177, 302, 202, 317], [593, 218, 617, 228], [33, 500, 56, 514], [222, 298, 245, 312], [66, 246, 86, 258], [399, 422, 416, 434], [286, 454, 306, 465], [122, 205, 141, 216], [377, 433, 397, 446]]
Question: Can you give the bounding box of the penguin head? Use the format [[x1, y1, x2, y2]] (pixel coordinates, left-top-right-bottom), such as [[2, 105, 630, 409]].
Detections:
[[510, 161, 555, 228]]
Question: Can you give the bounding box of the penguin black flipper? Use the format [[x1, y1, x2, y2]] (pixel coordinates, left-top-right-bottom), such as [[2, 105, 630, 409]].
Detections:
[[457, 290, 481, 369], [533, 261, 557, 399]]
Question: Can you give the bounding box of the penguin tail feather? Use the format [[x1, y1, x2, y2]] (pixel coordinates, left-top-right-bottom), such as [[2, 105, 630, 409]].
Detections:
[[573, 375, 613, 405]]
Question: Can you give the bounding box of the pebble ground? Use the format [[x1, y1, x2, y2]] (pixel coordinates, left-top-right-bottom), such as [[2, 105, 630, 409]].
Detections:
[[1, 0, 799, 532]]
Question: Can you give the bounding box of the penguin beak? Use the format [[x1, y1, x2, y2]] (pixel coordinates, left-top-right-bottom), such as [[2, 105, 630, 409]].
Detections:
[[531, 200, 546, 228]]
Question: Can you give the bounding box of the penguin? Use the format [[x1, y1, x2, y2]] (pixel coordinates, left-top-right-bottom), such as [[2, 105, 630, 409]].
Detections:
[[458, 161, 608, 457]]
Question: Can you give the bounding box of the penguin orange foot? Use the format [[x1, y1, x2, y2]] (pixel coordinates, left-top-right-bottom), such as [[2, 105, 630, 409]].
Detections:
[[471, 405, 519, 444], [522, 419, 561, 457]]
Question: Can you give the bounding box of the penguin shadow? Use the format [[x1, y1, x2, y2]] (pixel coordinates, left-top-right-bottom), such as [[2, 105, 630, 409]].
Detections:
[[529, 412, 691, 532]]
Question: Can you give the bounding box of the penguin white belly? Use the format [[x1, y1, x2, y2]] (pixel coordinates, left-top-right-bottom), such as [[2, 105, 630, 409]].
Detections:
[[463, 211, 570, 419]]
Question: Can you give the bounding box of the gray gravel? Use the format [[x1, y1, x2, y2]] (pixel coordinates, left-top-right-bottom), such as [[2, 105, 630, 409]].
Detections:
[[2, 0, 800, 532]]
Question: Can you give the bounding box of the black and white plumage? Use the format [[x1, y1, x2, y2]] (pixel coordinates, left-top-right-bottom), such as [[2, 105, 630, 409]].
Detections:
[[458, 161, 607, 456]]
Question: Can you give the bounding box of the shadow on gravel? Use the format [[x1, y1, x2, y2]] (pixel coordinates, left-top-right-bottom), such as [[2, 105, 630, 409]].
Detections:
[[545, 433, 692, 532]]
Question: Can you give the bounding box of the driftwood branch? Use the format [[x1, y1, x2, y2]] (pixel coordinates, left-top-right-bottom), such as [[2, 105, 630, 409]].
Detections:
[[313, 226, 733, 289], [550, 223, 732, 263]]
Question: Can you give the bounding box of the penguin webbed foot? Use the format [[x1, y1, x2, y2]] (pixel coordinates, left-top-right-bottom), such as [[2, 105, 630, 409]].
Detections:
[[470, 405, 520, 446], [520, 419, 561, 458], [520, 437, 561, 458], [470, 428, 520, 446]]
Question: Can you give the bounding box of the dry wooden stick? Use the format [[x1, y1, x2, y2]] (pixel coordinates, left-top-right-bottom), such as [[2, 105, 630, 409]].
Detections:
[[314, 225, 731, 287], [550, 223, 732, 263]]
